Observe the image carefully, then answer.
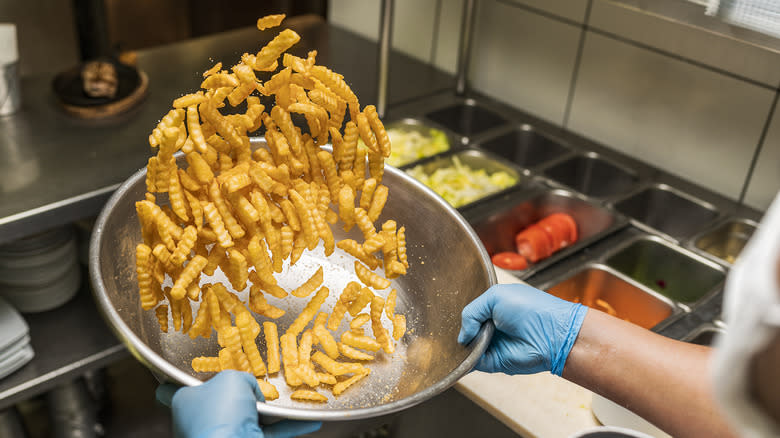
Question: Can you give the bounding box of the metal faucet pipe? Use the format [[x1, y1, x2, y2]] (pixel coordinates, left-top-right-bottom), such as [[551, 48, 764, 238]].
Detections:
[[377, 0, 395, 118], [455, 0, 477, 96]]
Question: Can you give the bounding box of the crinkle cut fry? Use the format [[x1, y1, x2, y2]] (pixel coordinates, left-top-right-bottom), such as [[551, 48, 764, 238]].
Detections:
[[136, 244, 159, 310], [291, 266, 324, 298], [257, 14, 285, 31], [286, 286, 329, 336], [137, 15, 423, 403], [333, 369, 370, 396], [264, 321, 281, 374], [253, 28, 301, 70]]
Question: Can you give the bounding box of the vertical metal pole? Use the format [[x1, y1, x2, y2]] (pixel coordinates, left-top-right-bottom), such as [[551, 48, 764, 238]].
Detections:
[[377, 0, 394, 118], [455, 0, 477, 96], [72, 0, 111, 60]]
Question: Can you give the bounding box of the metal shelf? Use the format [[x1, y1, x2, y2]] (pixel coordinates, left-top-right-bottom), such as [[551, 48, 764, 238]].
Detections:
[[0, 273, 127, 411]]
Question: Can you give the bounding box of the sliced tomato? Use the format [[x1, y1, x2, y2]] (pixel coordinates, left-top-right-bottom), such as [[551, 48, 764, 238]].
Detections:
[[537, 218, 567, 251], [491, 252, 529, 271], [515, 225, 553, 263], [542, 213, 578, 244]]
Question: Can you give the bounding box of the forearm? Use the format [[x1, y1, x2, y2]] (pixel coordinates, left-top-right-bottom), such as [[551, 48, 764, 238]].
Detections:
[[563, 309, 736, 438]]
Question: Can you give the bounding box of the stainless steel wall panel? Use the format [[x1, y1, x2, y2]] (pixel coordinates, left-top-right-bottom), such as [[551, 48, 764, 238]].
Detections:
[[433, 0, 466, 74], [589, 0, 780, 87], [469, 1, 582, 125], [567, 32, 774, 201], [744, 97, 780, 210], [502, 0, 590, 24], [328, 0, 439, 66]]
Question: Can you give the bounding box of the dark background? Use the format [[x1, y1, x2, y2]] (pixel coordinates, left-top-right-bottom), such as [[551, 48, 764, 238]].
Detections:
[[78, 0, 328, 59]]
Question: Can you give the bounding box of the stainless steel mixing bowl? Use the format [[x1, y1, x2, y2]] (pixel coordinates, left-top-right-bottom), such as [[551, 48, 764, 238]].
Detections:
[[88, 154, 495, 421]]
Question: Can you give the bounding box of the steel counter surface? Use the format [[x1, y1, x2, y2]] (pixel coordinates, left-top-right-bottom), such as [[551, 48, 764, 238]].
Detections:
[[0, 281, 127, 411], [0, 15, 454, 245]]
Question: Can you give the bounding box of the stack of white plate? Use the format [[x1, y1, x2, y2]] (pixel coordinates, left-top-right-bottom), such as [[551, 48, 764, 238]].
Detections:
[[0, 226, 81, 313], [0, 296, 33, 379]]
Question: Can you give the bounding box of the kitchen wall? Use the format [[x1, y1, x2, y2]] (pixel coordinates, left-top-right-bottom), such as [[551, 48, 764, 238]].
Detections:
[[329, 0, 780, 212], [0, 1, 328, 70], [0, 1, 80, 76]]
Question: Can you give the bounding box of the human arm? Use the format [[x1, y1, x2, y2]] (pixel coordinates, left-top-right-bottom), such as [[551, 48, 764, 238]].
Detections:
[[563, 308, 736, 438], [459, 283, 737, 438], [156, 370, 322, 438]]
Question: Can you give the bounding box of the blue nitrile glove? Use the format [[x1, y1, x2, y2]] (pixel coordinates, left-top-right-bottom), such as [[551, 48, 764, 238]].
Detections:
[[156, 370, 322, 438], [458, 283, 588, 376]]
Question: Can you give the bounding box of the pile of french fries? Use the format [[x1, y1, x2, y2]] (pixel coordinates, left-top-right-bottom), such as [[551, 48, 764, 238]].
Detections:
[[134, 14, 408, 403]]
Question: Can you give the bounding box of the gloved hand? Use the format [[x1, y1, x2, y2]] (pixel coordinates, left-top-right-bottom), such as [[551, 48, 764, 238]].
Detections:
[[458, 283, 588, 376], [156, 370, 322, 438]]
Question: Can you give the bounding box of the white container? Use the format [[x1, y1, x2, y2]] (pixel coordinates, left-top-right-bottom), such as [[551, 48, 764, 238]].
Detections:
[[591, 394, 671, 438], [570, 425, 656, 438], [0, 23, 20, 116]]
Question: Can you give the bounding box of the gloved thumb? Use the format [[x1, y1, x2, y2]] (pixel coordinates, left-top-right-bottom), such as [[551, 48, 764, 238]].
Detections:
[[155, 383, 179, 408], [234, 371, 265, 403], [458, 287, 496, 345]]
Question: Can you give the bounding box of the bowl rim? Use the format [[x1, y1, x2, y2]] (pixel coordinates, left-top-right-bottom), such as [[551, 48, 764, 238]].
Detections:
[[88, 160, 496, 421]]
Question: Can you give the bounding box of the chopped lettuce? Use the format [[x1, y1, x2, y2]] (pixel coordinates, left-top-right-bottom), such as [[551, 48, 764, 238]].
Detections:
[[407, 156, 518, 208], [385, 127, 450, 167]]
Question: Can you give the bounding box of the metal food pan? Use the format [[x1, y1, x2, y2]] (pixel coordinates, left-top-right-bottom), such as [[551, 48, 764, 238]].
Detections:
[[542, 152, 640, 201], [613, 183, 720, 242], [682, 324, 725, 346], [423, 99, 509, 140], [692, 218, 757, 266], [474, 124, 574, 171], [89, 152, 495, 421], [466, 187, 628, 279], [382, 118, 461, 168], [540, 263, 681, 330], [403, 148, 528, 211], [603, 235, 726, 309]]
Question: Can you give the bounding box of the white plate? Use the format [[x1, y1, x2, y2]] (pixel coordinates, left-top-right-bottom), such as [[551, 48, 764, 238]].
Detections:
[[0, 226, 73, 256], [0, 343, 34, 380], [0, 334, 30, 364], [0, 261, 81, 313], [0, 297, 28, 351], [0, 239, 77, 286]]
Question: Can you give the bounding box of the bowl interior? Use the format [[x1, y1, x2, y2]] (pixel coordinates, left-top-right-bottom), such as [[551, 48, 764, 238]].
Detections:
[[90, 160, 494, 420]]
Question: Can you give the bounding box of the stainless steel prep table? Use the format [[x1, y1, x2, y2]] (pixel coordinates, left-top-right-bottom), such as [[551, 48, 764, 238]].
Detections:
[[0, 15, 454, 410]]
